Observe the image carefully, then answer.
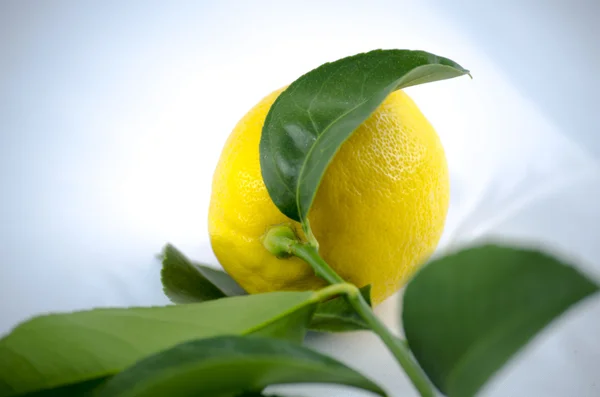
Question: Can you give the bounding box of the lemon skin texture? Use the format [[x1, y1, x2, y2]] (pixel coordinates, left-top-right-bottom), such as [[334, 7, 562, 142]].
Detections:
[[208, 87, 449, 305]]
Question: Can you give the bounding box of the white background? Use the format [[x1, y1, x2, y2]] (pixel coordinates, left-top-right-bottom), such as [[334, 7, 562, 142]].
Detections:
[[1, 1, 599, 396]]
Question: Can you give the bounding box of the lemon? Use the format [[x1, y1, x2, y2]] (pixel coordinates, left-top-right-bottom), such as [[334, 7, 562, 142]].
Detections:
[[208, 87, 449, 304]]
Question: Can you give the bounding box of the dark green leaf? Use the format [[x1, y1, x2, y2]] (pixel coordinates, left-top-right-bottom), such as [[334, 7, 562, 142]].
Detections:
[[95, 336, 387, 397], [402, 244, 599, 397], [310, 285, 372, 332], [161, 244, 245, 303], [259, 49, 469, 222], [0, 291, 317, 397], [235, 392, 268, 397], [235, 392, 298, 397]]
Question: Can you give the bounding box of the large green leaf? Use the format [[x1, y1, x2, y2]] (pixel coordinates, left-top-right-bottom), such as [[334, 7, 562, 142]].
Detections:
[[161, 244, 245, 303], [0, 291, 317, 397], [259, 49, 469, 223], [95, 335, 387, 397], [402, 244, 599, 397]]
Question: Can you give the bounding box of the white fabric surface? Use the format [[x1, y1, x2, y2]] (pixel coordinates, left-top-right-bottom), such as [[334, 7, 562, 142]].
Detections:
[[1, 1, 598, 396]]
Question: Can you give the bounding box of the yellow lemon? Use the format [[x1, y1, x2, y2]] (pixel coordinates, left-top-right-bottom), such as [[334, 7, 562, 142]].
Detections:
[[208, 87, 449, 304]]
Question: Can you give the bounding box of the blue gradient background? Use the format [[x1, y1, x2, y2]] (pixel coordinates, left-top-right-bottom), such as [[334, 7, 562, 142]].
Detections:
[[1, 1, 599, 396]]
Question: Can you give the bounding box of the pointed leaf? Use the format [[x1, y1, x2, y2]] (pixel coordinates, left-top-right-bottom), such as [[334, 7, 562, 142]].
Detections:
[[161, 244, 245, 303], [402, 244, 599, 397], [259, 49, 469, 222], [0, 291, 317, 397], [95, 336, 387, 397]]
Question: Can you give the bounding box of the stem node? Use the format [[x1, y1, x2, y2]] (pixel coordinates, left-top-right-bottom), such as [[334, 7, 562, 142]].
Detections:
[[261, 224, 299, 258]]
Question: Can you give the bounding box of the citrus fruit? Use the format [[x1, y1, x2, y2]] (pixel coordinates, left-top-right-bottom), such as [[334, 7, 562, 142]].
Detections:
[[208, 87, 449, 304]]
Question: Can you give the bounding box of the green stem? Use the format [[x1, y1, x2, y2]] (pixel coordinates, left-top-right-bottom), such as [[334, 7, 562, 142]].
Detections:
[[291, 242, 434, 397], [291, 243, 344, 285]]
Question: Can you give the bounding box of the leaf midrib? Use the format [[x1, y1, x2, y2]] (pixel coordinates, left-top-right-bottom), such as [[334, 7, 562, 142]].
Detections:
[[295, 63, 453, 221], [295, 96, 371, 220]]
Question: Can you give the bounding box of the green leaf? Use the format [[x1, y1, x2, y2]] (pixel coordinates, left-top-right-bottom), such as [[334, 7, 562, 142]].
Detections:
[[259, 49, 469, 222], [95, 335, 387, 397], [161, 244, 245, 303], [0, 291, 318, 397], [310, 285, 372, 332], [161, 244, 369, 333], [402, 244, 599, 397]]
